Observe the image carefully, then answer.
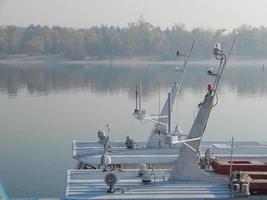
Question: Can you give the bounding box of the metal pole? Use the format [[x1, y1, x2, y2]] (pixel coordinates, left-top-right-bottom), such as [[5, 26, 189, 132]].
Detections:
[[213, 35, 237, 94], [168, 93, 171, 133], [158, 82, 161, 121], [139, 82, 142, 111], [135, 85, 138, 111], [107, 124, 111, 149], [176, 40, 195, 94], [229, 137, 234, 180]]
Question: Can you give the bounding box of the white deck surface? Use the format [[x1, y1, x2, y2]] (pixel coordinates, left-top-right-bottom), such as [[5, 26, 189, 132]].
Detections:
[[73, 141, 267, 165], [65, 169, 232, 200]]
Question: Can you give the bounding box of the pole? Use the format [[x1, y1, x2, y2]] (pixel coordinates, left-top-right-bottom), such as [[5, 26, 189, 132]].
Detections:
[[168, 93, 171, 133], [139, 82, 142, 111], [229, 137, 234, 180], [135, 85, 138, 111], [158, 82, 161, 121]]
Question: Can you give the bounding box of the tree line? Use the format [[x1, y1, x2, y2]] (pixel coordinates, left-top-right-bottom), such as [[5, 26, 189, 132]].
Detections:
[[1, 19, 267, 60]]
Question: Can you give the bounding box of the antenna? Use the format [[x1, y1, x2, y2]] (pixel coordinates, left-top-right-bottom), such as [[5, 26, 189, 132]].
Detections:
[[227, 34, 238, 60], [229, 137, 234, 180], [139, 82, 142, 111], [168, 93, 171, 133], [158, 82, 161, 121], [175, 40, 195, 134], [135, 85, 138, 112], [177, 40, 195, 92], [133, 81, 147, 121], [212, 35, 237, 93], [146, 41, 195, 148]]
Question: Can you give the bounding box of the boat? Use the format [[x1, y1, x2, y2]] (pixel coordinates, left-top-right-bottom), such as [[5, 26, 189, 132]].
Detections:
[[72, 41, 195, 169], [65, 41, 267, 199], [72, 40, 267, 170]]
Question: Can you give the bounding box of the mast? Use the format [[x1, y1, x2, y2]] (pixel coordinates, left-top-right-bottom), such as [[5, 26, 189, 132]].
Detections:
[[168, 41, 235, 181], [159, 41, 194, 125], [139, 82, 142, 111], [146, 41, 194, 148], [135, 85, 138, 112], [168, 93, 171, 133]]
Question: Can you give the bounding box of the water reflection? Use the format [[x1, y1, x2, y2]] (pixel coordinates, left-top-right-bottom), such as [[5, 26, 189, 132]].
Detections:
[[0, 62, 267, 97]]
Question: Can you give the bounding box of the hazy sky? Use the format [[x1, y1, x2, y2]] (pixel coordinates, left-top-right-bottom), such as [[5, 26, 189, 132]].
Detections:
[[0, 0, 267, 31]]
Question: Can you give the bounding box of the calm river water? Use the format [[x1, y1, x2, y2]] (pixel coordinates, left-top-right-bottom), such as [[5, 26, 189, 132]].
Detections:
[[1, 59, 267, 198]]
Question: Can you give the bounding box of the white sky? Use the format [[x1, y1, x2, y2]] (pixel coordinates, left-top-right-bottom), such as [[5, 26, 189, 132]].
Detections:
[[0, 0, 267, 31]]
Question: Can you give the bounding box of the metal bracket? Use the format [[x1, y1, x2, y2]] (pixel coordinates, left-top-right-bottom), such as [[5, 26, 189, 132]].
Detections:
[[172, 137, 201, 152]]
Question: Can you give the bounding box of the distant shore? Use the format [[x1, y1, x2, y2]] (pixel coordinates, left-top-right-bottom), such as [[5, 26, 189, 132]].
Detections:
[[0, 54, 267, 67]]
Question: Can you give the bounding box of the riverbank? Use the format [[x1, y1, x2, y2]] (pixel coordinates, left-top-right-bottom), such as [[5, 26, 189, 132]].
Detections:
[[0, 54, 267, 67]]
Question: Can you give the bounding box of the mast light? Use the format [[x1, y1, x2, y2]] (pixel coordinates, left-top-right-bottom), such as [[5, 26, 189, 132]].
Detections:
[[208, 83, 213, 91]]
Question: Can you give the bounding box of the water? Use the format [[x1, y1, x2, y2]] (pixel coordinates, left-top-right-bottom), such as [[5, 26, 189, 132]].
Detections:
[[1, 60, 267, 198]]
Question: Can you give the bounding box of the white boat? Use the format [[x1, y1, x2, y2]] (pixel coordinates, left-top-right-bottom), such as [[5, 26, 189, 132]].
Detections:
[[72, 41, 198, 169], [72, 41, 267, 170], [65, 40, 267, 199], [73, 140, 267, 169]]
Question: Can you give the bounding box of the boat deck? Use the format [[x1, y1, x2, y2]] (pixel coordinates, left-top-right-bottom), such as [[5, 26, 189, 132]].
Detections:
[[65, 169, 232, 200], [73, 140, 267, 165]]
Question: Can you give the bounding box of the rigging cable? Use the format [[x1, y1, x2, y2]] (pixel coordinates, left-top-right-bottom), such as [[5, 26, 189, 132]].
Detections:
[[212, 92, 219, 108], [124, 118, 135, 136]]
